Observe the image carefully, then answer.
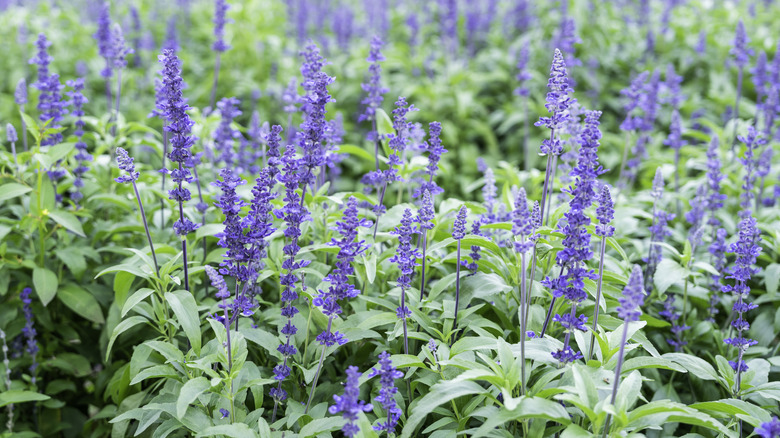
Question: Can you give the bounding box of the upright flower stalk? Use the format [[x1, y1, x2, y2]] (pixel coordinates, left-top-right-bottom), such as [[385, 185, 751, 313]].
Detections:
[[20, 288, 39, 387], [369, 351, 403, 436], [67, 78, 91, 207], [329, 366, 373, 437], [306, 197, 371, 413], [359, 36, 389, 171], [211, 0, 232, 109], [587, 185, 614, 360], [514, 42, 532, 170], [6, 125, 18, 176], [31, 33, 67, 147], [540, 111, 604, 363], [512, 188, 534, 392], [213, 97, 242, 167], [730, 20, 753, 150], [0, 328, 12, 432], [94, 2, 114, 108], [115, 147, 159, 276], [110, 23, 133, 133], [15, 78, 28, 151], [535, 49, 575, 226], [417, 190, 435, 301], [392, 208, 421, 355], [645, 168, 674, 294], [159, 49, 199, 291], [451, 206, 468, 339], [204, 266, 235, 422], [602, 265, 645, 438]]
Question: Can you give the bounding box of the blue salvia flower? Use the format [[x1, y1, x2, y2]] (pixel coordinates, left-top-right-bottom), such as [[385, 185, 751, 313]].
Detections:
[[664, 109, 686, 203], [730, 20, 753, 68], [129, 6, 142, 67], [452, 205, 469, 335], [67, 78, 91, 205], [391, 208, 421, 353], [662, 63, 684, 109], [359, 36, 388, 144], [705, 137, 726, 228], [31, 34, 67, 147], [213, 168, 250, 282], [417, 190, 436, 299], [753, 52, 768, 115], [111, 23, 133, 70], [6, 124, 18, 174], [540, 111, 604, 362], [619, 72, 649, 132], [481, 166, 498, 223], [595, 185, 615, 238], [706, 228, 728, 322], [514, 42, 532, 97], [685, 185, 708, 246], [298, 71, 334, 191], [658, 294, 689, 351], [756, 417, 780, 438], [453, 205, 468, 240], [386, 97, 417, 181], [322, 113, 346, 182], [20, 288, 38, 386], [536, 48, 575, 155], [115, 147, 139, 183], [164, 17, 179, 51], [333, 6, 355, 52], [737, 127, 766, 217], [624, 71, 661, 186], [414, 122, 447, 198], [94, 2, 114, 79], [15, 78, 27, 106], [554, 16, 581, 74], [271, 144, 310, 415], [213, 0, 232, 52], [463, 221, 481, 275], [242, 164, 277, 287], [300, 42, 328, 99], [645, 168, 674, 292], [512, 188, 534, 254], [368, 351, 403, 435], [722, 215, 760, 377], [314, 197, 371, 346], [329, 366, 373, 437], [159, 49, 199, 238], [213, 97, 242, 167], [696, 30, 707, 54], [756, 146, 773, 209]]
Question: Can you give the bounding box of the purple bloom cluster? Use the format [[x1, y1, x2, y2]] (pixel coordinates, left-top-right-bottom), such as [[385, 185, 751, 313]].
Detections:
[[114, 147, 139, 184], [535, 49, 575, 155], [94, 3, 114, 78], [31, 33, 67, 146], [110, 23, 133, 70], [543, 111, 604, 363], [20, 288, 38, 386], [722, 215, 761, 373], [737, 127, 766, 217], [595, 186, 615, 237], [368, 351, 403, 434], [413, 122, 447, 198], [213, 0, 232, 52], [391, 209, 421, 319], [663, 109, 686, 152], [213, 168, 252, 282], [298, 71, 334, 187], [617, 265, 645, 322], [359, 36, 388, 142], [756, 417, 780, 438], [514, 42, 532, 97], [15, 78, 27, 106], [730, 20, 753, 68], [621, 71, 661, 186], [452, 205, 468, 240], [329, 366, 372, 437], [658, 295, 689, 351], [314, 197, 371, 346], [705, 137, 726, 227], [662, 64, 684, 110], [645, 169, 674, 292], [158, 49, 199, 237], [67, 78, 91, 205], [213, 97, 242, 167], [464, 221, 482, 275], [512, 188, 534, 254]]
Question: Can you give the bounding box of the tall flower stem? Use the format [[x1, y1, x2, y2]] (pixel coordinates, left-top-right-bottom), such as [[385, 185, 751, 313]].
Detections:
[[545, 156, 558, 227], [601, 321, 629, 438], [418, 231, 429, 301], [160, 128, 168, 229], [372, 182, 388, 240], [519, 250, 527, 394], [305, 317, 332, 414], [451, 241, 462, 343], [732, 67, 742, 153], [131, 180, 160, 277], [210, 53, 221, 110], [540, 265, 566, 337], [20, 117, 28, 152], [587, 237, 607, 361], [112, 69, 122, 137], [192, 166, 207, 261], [539, 146, 554, 224]]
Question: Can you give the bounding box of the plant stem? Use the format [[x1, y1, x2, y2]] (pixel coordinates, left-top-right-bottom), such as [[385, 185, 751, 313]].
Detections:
[[587, 237, 607, 361], [539, 153, 554, 225], [160, 126, 168, 229], [519, 249, 527, 395], [540, 265, 566, 337], [372, 182, 388, 240], [418, 231, 428, 301], [602, 320, 630, 438], [131, 180, 160, 277], [210, 53, 221, 110], [451, 241, 462, 344], [112, 69, 122, 137], [617, 130, 631, 184], [731, 67, 743, 154], [305, 317, 333, 414], [545, 155, 558, 227]]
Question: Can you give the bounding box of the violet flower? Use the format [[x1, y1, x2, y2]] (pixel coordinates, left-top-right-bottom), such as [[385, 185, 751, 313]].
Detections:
[[20, 288, 38, 387], [115, 147, 159, 276], [329, 366, 373, 437], [31, 33, 67, 147], [451, 205, 468, 338], [756, 417, 780, 438], [6, 124, 18, 174], [213, 97, 242, 168], [737, 127, 766, 217], [159, 49, 199, 290], [392, 208, 421, 354], [644, 168, 674, 293], [368, 351, 403, 435], [67, 78, 91, 206], [306, 197, 372, 412], [417, 190, 435, 301], [359, 36, 389, 160], [730, 20, 754, 149], [210, 0, 232, 108], [94, 2, 114, 105], [587, 185, 615, 360]]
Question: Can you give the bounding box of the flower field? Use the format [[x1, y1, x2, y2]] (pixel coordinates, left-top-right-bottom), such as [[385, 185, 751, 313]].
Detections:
[[1, 0, 780, 437]]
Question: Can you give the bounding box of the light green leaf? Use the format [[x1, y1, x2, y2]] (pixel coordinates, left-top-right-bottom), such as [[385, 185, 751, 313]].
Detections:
[[653, 259, 689, 295], [176, 377, 211, 419], [121, 288, 156, 317], [471, 396, 572, 437], [663, 353, 718, 381], [33, 267, 58, 306], [58, 284, 104, 324], [196, 424, 258, 438], [165, 290, 202, 355], [0, 390, 50, 407], [0, 183, 33, 203], [401, 380, 485, 437], [299, 417, 345, 437]]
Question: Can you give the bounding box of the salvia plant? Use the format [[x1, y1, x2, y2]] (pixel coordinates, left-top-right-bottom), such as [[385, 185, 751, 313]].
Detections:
[[1, 1, 779, 438]]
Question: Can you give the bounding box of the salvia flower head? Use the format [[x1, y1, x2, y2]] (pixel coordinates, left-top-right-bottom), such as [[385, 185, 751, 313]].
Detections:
[[368, 351, 403, 434], [213, 168, 251, 282], [94, 2, 114, 78], [416, 189, 435, 231], [329, 366, 372, 437], [512, 187, 534, 253], [298, 71, 334, 186], [213, 0, 232, 52], [15, 78, 27, 105], [205, 265, 230, 300], [414, 121, 447, 198], [213, 97, 242, 167], [663, 109, 686, 151], [737, 126, 766, 217], [617, 265, 645, 322], [651, 168, 664, 199], [159, 48, 199, 236], [595, 185, 615, 237], [756, 417, 780, 438], [387, 96, 418, 169], [20, 287, 38, 385], [730, 20, 753, 68], [535, 48, 575, 155], [705, 137, 726, 226], [453, 205, 468, 240], [114, 147, 139, 183], [514, 42, 532, 97], [6, 124, 17, 143], [111, 23, 133, 70], [390, 208, 421, 318], [359, 36, 388, 129], [620, 71, 649, 131]]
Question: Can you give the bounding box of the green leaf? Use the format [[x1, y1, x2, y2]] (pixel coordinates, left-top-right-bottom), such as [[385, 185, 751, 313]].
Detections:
[[364, 252, 377, 284], [20, 112, 40, 142], [106, 316, 149, 361], [401, 380, 485, 437], [765, 263, 780, 296], [0, 390, 50, 407], [338, 144, 376, 163], [298, 417, 345, 437], [58, 284, 104, 324], [662, 353, 718, 381], [33, 267, 58, 306], [621, 356, 687, 374], [122, 288, 156, 317], [653, 259, 689, 295], [0, 183, 33, 203], [691, 399, 772, 427], [376, 108, 394, 138], [48, 209, 86, 237], [176, 377, 211, 419], [196, 424, 258, 438], [471, 396, 572, 437], [165, 290, 202, 355]]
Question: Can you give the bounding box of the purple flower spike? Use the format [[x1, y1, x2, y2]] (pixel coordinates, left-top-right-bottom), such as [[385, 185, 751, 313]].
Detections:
[[213, 0, 232, 52], [756, 417, 780, 438], [535, 48, 575, 155], [369, 352, 403, 435], [213, 97, 242, 168], [595, 186, 615, 237], [452, 205, 468, 240], [617, 265, 645, 322], [115, 147, 139, 183], [94, 2, 114, 78], [359, 36, 388, 134], [20, 288, 38, 385], [391, 208, 421, 309], [414, 121, 447, 198], [731, 20, 753, 68], [15, 78, 27, 105], [329, 366, 373, 437]]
